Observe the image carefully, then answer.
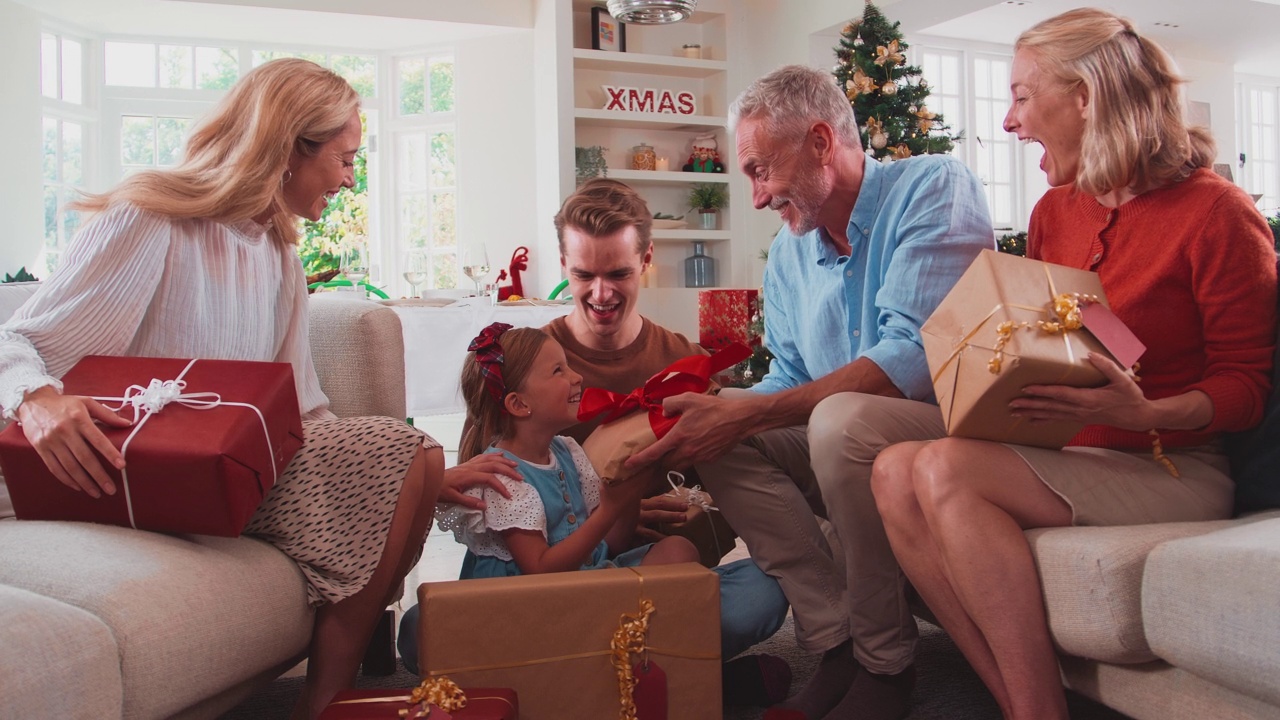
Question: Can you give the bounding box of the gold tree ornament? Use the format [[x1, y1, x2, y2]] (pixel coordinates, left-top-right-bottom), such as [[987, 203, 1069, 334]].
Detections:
[[890, 144, 913, 159], [849, 68, 876, 96], [874, 39, 905, 67], [914, 105, 937, 133], [881, 82, 898, 96], [871, 133, 889, 150]]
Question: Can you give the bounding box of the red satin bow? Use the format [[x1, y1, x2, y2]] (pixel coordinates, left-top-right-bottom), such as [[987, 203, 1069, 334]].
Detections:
[[469, 322, 513, 404], [577, 342, 752, 438]]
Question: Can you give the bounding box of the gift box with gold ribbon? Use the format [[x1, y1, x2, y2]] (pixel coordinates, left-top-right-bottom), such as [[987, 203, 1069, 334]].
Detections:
[[577, 343, 750, 486], [413, 563, 720, 720], [922, 249, 1123, 449], [320, 683, 517, 719]]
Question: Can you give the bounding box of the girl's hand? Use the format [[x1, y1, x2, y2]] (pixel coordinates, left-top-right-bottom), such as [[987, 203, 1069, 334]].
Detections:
[[439, 452, 523, 510], [600, 473, 651, 516], [15, 386, 131, 498], [1009, 353, 1156, 431]]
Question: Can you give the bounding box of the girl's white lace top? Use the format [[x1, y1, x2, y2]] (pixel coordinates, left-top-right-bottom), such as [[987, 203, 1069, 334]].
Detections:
[[436, 436, 602, 561]]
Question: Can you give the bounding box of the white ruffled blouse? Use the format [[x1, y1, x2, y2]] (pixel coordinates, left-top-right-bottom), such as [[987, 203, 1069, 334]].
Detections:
[[436, 436, 602, 561]]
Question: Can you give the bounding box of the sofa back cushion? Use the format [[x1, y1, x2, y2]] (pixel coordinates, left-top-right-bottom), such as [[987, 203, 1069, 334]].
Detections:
[[0, 282, 39, 323], [307, 293, 406, 419]]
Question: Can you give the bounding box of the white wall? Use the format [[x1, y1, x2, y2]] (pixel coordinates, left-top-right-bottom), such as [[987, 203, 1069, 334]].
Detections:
[[454, 31, 542, 295], [0, 0, 45, 278], [1172, 54, 1238, 169]]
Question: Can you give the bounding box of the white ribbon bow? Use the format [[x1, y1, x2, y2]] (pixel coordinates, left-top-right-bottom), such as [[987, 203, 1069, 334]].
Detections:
[[91, 358, 278, 531], [666, 471, 717, 513]]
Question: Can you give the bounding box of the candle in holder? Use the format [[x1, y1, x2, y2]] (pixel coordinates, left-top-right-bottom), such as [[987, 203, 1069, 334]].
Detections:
[[655, 157, 670, 172]]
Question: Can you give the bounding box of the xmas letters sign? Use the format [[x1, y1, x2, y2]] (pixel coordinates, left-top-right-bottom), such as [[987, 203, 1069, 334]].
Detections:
[[602, 85, 697, 115]]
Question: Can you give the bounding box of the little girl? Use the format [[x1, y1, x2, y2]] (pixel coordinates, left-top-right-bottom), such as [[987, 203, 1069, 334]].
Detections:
[[442, 322, 698, 578]]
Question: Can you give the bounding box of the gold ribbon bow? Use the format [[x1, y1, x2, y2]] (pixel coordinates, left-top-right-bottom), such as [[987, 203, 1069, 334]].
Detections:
[[407, 677, 467, 715], [865, 116, 885, 138], [611, 598, 656, 720], [890, 144, 913, 160], [988, 292, 1098, 374], [874, 39, 905, 67]]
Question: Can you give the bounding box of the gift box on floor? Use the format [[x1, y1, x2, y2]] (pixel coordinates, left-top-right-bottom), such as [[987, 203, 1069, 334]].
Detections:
[[697, 289, 759, 351], [321, 685, 517, 719], [578, 343, 750, 485], [415, 563, 720, 720], [0, 356, 303, 536], [922, 249, 1132, 449]]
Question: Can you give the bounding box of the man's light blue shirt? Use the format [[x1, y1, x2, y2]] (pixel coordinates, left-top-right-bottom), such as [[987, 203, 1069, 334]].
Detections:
[[753, 153, 993, 402]]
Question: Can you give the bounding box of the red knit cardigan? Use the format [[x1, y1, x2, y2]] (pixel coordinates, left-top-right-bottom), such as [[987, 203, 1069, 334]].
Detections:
[[1029, 168, 1277, 450]]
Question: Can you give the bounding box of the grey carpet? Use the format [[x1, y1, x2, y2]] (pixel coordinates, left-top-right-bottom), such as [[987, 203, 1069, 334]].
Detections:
[[221, 617, 1132, 719]]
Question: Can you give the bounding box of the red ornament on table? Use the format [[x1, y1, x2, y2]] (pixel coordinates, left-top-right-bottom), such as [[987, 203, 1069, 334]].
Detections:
[[495, 246, 529, 301]]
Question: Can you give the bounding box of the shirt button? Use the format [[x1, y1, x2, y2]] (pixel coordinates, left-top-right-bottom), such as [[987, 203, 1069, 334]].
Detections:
[[1092, 253, 1102, 262], [563, 493, 571, 503], [567, 514, 577, 524], [853, 329, 861, 337], [846, 269, 853, 277]]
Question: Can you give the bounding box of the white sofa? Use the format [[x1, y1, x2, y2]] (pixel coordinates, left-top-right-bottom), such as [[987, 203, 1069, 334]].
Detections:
[[0, 283, 409, 719], [1031, 510, 1280, 720]]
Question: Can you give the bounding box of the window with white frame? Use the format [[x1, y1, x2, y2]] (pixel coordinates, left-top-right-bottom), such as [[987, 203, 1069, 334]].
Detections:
[[917, 45, 1020, 230], [389, 54, 457, 292], [40, 31, 90, 277], [1241, 83, 1279, 215]]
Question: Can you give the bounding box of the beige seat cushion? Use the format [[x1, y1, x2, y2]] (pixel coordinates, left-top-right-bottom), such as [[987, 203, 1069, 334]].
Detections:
[[1026, 519, 1242, 663], [0, 520, 313, 719], [1142, 512, 1280, 707], [0, 583, 123, 719]]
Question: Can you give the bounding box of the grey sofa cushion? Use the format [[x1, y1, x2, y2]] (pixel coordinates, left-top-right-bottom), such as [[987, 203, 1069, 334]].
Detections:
[[1027, 519, 1243, 663], [0, 521, 314, 720], [308, 293, 406, 419], [0, 583, 123, 719], [1142, 513, 1280, 707]]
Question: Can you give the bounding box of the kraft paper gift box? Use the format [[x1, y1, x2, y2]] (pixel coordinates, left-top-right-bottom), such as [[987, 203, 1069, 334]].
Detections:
[[0, 356, 303, 536], [320, 686, 518, 719], [415, 563, 721, 720], [578, 343, 750, 486], [922, 249, 1134, 449]]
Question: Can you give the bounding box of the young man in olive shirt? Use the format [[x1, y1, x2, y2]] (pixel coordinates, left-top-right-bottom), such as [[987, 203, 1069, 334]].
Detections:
[[547, 180, 791, 703]]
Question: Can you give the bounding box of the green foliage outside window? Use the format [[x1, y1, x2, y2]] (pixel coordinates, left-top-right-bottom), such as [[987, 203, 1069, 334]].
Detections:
[[399, 58, 454, 116], [1268, 212, 1280, 254]]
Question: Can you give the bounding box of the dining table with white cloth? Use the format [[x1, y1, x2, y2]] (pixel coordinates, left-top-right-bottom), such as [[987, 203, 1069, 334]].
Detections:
[[386, 297, 574, 417]]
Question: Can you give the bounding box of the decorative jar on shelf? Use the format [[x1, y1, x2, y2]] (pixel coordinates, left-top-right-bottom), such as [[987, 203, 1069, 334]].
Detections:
[[685, 241, 716, 288], [697, 209, 718, 230], [631, 143, 656, 171]]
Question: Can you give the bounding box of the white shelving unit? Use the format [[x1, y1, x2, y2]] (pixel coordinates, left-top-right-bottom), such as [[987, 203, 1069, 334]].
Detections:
[[568, 0, 738, 336]]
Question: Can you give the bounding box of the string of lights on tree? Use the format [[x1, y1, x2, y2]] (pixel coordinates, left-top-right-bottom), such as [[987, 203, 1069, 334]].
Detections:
[[832, 2, 962, 160]]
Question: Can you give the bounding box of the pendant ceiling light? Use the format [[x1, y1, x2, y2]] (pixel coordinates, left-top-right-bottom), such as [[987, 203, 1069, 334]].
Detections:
[[606, 0, 698, 24]]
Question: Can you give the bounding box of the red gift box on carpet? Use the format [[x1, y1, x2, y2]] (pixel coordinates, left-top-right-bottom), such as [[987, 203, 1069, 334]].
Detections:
[[0, 356, 303, 536], [320, 685, 517, 719], [578, 343, 750, 485], [697, 289, 759, 351]]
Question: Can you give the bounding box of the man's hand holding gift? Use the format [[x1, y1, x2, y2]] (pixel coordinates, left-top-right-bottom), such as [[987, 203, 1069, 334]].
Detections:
[[577, 343, 751, 485]]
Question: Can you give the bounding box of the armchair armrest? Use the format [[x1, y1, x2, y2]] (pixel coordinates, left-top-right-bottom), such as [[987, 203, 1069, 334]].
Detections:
[[307, 294, 406, 419]]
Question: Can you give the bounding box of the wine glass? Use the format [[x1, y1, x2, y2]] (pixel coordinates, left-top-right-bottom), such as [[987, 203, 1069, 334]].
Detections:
[[340, 244, 370, 295], [402, 248, 429, 299], [460, 243, 491, 296]]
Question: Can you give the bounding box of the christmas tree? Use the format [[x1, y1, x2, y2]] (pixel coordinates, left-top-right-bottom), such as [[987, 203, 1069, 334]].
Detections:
[[833, 2, 960, 160]]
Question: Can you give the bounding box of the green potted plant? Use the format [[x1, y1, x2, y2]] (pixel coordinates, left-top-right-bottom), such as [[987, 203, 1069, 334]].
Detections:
[[688, 182, 728, 230]]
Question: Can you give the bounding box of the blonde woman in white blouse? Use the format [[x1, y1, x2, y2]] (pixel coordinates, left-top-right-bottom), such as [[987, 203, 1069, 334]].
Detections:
[[0, 59, 445, 719]]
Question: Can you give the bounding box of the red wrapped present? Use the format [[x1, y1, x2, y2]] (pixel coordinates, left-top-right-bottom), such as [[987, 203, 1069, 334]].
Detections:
[[320, 682, 517, 719], [697, 289, 759, 351], [577, 343, 750, 485], [0, 356, 303, 536]]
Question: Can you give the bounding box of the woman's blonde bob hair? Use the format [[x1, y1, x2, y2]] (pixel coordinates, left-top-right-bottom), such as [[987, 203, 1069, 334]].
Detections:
[[72, 58, 361, 246], [1016, 7, 1214, 196]]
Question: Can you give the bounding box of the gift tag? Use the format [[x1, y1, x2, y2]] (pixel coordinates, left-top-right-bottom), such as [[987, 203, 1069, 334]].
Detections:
[[633, 660, 668, 720], [1080, 303, 1146, 369]]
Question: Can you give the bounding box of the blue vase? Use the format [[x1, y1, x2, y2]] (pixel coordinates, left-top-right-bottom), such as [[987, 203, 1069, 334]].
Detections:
[[685, 241, 716, 288]]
